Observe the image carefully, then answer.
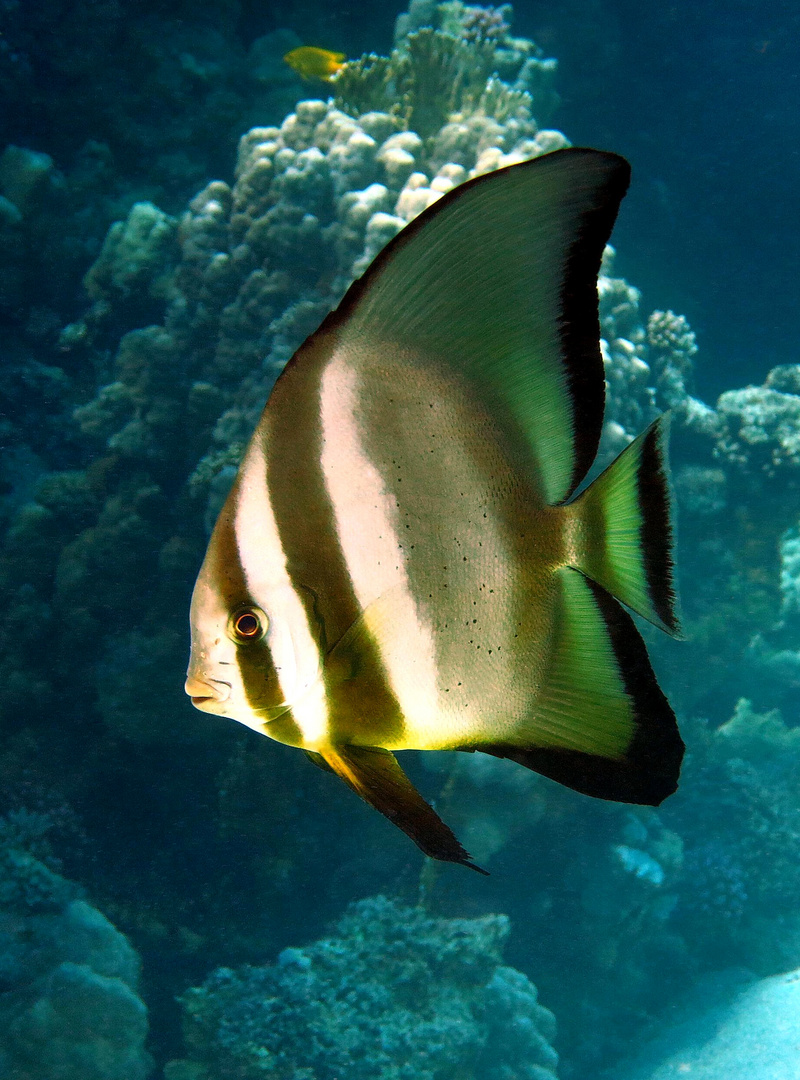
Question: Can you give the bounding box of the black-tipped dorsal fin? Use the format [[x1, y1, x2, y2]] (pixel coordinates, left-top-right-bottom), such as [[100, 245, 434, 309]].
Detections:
[[319, 744, 487, 874], [313, 148, 630, 504]]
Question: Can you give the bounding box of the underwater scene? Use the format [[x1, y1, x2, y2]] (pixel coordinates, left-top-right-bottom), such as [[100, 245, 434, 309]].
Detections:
[[1, 1, 799, 1077]]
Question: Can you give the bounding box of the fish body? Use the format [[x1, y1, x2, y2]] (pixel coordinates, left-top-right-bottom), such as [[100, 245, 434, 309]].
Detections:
[[283, 46, 346, 81], [186, 149, 684, 872]]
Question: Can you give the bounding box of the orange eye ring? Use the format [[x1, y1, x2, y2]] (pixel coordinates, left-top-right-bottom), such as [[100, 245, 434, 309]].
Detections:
[[235, 613, 260, 637], [230, 607, 267, 642]]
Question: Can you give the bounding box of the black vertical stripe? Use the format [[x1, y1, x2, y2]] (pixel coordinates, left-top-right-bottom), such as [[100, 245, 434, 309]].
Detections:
[[205, 488, 303, 739], [638, 420, 680, 635], [263, 330, 406, 745], [559, 155, 630, 501]]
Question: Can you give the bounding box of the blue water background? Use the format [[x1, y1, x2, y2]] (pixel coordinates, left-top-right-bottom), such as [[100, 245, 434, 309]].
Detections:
[[1, 2, 799, 1079]]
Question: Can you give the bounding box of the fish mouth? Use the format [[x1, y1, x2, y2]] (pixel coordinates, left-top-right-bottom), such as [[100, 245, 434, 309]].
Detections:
[[185, 675, 231, 710]]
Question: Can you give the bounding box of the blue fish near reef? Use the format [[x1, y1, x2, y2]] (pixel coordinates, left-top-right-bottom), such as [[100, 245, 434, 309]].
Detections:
[[185, 148, 684, 873]]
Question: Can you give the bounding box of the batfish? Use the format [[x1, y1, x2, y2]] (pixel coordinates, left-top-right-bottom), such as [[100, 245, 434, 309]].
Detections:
[[185, 148, 684, 873]]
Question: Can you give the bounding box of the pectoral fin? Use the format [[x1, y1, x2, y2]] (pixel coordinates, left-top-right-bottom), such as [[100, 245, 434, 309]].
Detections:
[[319, 744, 487, 874], [325, 588, 403, 683]]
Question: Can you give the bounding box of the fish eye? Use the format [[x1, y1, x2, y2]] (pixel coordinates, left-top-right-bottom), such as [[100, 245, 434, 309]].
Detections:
[[230, 607, 268, 642]]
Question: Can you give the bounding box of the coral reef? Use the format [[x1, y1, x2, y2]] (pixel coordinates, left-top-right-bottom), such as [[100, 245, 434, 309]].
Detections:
[[427, 781, 689, 1074], [715, 365, 800, 488], [1, 7, 572, 754], [0, 810, 151, 1080], [662, 701, 800, 976], [0, 141, 119, 355], [4, 4, 800, 1080], [393, 0, 558, 120], [656, 363, 800, 718], [646, 309, 697, 409], [170, 895, 558, 1080], [0, 8, 310, 545], [335, 12, 558, 139]]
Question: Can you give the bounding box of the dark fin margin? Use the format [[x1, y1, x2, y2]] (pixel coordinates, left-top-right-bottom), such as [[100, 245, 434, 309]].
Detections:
[[474, 577, 684, 805], [560, 155, 631, 499], [291, 149, 625, 376], [320, 744, 488, 874], [639, 417, 681, 636]]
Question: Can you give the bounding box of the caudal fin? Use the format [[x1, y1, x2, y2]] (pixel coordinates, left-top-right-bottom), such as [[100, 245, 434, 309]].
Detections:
[[567, 415, 680, 635]]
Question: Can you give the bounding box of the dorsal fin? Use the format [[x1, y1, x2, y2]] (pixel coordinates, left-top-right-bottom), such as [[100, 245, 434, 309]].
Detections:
[[305, 147, 630, 504]]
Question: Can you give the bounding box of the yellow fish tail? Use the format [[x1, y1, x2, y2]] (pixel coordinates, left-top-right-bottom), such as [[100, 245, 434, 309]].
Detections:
[[565, 415, 680, 636]]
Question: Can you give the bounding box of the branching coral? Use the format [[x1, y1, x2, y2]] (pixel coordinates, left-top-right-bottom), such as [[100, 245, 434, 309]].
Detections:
[[335, 30, 497, 140], [393, 1, 559, 121], [459, 4, 513, 45]]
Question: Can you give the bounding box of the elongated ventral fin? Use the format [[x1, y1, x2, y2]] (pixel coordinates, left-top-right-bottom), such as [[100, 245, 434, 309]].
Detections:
[[299, 148, 629, 505], [567, 415, 680, 635], [304, 749, 335, 773], [319, 744, 488, 874], [472, 568, 683, 805]]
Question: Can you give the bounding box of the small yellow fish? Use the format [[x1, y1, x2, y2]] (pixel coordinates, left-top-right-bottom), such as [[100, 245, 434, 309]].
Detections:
[[283, 46, 346, 81], [186, 149, 685, 873]]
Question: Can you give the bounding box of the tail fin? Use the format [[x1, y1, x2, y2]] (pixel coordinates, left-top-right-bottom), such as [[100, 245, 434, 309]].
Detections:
[[567, 416, 680, 635]]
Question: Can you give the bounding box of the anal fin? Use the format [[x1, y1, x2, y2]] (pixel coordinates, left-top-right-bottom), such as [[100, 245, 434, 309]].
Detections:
[[464, 568, 684, 805], [319, 744, 487, 874]]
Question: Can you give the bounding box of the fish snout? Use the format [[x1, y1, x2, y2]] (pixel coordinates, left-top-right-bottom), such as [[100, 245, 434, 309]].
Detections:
[[185, 674, 232, 709]]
